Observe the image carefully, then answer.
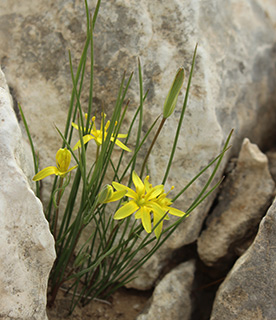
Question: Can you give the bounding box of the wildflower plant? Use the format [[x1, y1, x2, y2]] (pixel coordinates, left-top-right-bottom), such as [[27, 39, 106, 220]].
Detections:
[[19, 0, 232, 314]]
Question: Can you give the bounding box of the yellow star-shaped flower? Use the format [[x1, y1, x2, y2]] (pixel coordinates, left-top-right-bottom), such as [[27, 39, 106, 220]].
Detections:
[[112, 171, 185, 238], [72, 113, 131, 152], [32, 148, 77, 181]]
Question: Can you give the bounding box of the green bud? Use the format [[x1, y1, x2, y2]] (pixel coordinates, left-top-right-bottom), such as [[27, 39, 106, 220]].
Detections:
[[163, 68, 185, 118], [97, 184, 114, 204]]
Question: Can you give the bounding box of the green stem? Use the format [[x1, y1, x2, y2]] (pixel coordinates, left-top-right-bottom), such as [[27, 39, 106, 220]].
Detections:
[[53, 178, 64, 240], [140, 117, 166, 177], [95, 145, 100, 163], [49, 222, 85, 306]]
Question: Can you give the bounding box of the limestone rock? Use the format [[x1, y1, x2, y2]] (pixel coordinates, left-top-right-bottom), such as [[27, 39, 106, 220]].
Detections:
[[210, 197, 276, 320], [197, 138, 275, 267], [0, 0, 276, 289], [136, 260, 195, 320], [0, 68, 56, 319]]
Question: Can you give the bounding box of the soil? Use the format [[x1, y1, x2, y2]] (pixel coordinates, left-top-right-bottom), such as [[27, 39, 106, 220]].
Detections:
[[47, 287, 152, 320]]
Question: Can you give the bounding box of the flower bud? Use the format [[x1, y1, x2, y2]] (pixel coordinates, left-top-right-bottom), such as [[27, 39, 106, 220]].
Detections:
[[97, 184, 114, 204], [56, 148, 71, 173], [163, 68, 185, 118]]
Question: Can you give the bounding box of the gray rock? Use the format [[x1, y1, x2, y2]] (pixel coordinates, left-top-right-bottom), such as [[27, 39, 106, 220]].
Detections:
[[197, 138, 275, 267], [136, 260, 195, 320], [210, 197, 276, 320], [0, 0, 275, 289], [0, 68, 56, 319]]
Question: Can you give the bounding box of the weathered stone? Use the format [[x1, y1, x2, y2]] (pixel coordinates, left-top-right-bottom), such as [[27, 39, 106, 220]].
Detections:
[[136, 260, 195, 320], [0, 0, 276, 289], [210, 197, 276, 320], [266, 149, 276, 182], [0, 68, 56, 319], [197, 138, 275, 267]]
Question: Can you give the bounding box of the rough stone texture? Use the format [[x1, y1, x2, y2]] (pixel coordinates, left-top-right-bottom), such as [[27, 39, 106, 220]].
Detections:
[[267, 149, 276, 182], [0, 0, 276, 289], [0, 68, 56, 319], [210, 197, 276, 320], [197, 138, 275, 267], [136, 260, 195, 320]]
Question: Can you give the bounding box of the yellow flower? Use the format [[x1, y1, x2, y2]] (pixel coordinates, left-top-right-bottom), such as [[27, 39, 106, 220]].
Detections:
[[32, 148, 78, 181], [72, 113, 131, 152], [153, 187, 186, 238], [112, 171, 185, 238]]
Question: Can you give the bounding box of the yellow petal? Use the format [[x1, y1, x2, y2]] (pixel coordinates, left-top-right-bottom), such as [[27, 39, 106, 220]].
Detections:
[[104, 190, 127, 203], [153, 213, 163, 239], [72, 134, 94, 150], [112, 182, 136, 199], [104, 120, 110, 131], [167, 206, 186, 217], [144, 176, 151, 193], [113, 200, 139, 220], [132, 171, 145, 195], [32, 166, 59, 181], [147, 185, 164, 200], [147, 201, 165, 216], [114, 139, 131, 152], [140, 207, 152, 233], [56, 148, 71, 172], [135, 209, 142, 219], [64, 165, 78, 175], [71, 122, 79, 130], [117, 133, 128, 138]]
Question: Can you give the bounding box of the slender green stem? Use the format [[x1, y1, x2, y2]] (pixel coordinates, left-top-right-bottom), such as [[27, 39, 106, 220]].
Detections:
[[53, 177, 64, 240], [18, 103, 40, 198]]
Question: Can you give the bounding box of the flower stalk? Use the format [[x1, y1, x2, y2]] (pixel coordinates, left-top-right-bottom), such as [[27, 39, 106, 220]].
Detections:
[[53, 177, 64, 240]]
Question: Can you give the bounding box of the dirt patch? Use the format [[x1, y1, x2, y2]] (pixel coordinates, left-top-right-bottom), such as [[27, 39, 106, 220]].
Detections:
[[47, 287, 152, 320]]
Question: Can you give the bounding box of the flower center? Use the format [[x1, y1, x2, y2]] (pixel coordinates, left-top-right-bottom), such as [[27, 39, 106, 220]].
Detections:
[[137, 196, 146, 207]]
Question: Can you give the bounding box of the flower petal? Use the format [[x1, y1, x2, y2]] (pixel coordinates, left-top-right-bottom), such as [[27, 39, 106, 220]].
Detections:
[[64, 165, 78, 175], [114, 200, 139, 220], [132, 171, 145, 195], [147, 185, 164, 200], [32, 166, 59, 181], [104, 190, 127, 203], [167, 206, 186, 217], [71, 122, 79, 130], [56, 148, 71, 172], [144, 176, 151, 193], [147, 201, 165, 216], [135, 208, 142, 219], [140, 207, 152, 233], [117, 133, 128, 138], [73, 134, 94, 150], [112, 182, 137, 199], [153, 213, 163, 239], [114, 139, 131, 152]]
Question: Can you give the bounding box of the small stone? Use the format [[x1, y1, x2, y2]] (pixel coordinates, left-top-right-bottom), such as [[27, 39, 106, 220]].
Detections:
[[137, 260, 195, 320]]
